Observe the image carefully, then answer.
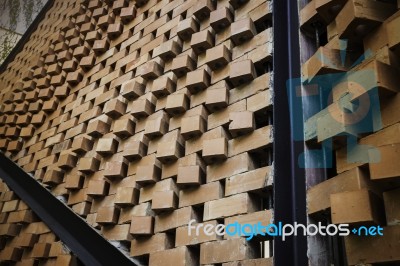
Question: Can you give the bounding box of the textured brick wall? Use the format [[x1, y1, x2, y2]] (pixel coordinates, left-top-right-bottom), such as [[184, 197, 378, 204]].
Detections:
[[0, 0, 273, 265], [301, 0, 400, 265]]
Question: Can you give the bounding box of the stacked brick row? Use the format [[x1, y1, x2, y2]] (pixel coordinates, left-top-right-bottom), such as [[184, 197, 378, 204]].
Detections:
[[301, 0, 400, 265], [0, 0, 273, 265], [0, 0, 83, 264]]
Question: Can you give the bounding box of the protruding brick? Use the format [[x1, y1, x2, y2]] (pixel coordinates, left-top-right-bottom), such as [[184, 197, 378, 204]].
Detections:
[[104, 161, 128, 179], [206, 44, 231, 70], [136, 164, 161, 185], [96, 206, 119, 225], [121, 79, 145, 100], [87, 179, 110, 197], [130, 216, 153, 235], [137, 61, 164, 80], [96, 138, 118, 156], [103, 98, 127, 118], [186, 69, 210, 94], [202, 137, 228, 164], [115, 187, 139, 206], [191, 29, 214, 54], [205, 87, 229, 113], [165, 93, 189, 116], [229, 59, 256, 86], [152, 190, 178, 212], [177, 17, 199, 41], [181, 115, 207, 140], [230, 18, 257, 46], [151, 76, 176, 98], [78, 157, 100, 174], [229, 111, 255, 137], [210, 7, 233, 32], [156, 140, 184, 163], [193, 0, 215, 21], [171, 55, 196, 77]]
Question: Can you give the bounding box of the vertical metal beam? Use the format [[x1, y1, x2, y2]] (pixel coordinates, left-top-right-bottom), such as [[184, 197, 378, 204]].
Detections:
[[0, 153, 137, 266], [273, 0, 308, 265]]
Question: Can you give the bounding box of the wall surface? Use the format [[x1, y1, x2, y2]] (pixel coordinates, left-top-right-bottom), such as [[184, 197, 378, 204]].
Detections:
[[0, 0, 273, 265]]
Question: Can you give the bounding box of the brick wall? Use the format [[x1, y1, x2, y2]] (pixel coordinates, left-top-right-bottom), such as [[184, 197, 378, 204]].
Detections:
[[0, 0, 273, 265]]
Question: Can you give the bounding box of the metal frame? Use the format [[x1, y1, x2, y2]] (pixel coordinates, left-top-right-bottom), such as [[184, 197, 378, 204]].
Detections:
[[273, 0, 308, 265], [0, 153, 137, 266]]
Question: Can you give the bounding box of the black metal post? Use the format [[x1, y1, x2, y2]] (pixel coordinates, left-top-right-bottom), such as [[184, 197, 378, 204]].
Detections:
[[273, 0, 308, 265]]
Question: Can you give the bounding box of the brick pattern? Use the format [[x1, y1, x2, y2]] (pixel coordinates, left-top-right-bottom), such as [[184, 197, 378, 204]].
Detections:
[[301, 1, 400, 265], [0, 0, 273, 265]]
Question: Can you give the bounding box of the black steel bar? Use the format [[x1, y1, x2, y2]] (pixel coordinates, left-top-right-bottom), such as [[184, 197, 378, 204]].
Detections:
[[0, 152, 136, 266], [273, 0, 308, 265], [0, 0, 54, 74]]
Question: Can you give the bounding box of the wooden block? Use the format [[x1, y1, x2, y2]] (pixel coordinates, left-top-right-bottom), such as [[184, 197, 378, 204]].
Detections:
[[200, 238, 257, 264], [203, 193, 259, 221], [229, 59, 256, 86], [230, 18, 257, 46], [331, 189, 384, 225]]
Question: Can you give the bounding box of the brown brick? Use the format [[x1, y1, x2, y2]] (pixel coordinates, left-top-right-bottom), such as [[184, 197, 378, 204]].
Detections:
[[136, 164, 161, 185], [121, 79, 145, 100], [154, 206, 198, 233], [87, 180, 110, 197], [65, 173, 85, 190], [193, 0, 215, 21], [179, 181, 222, 207], [87, 119, 111, 138], [93, 38, 110, 55], [123, 140, 147, 161], [186, 69, 210, 94], [171, 54, 196, 77], [165, 93, 189, 116], [104, 161, 128, 180], [331, 189, 384, 225], [200, 238, 257, 264], [205, 86, 229, 113], [210, 7, 233, 32], [176, 17, 199, 41], [136, 61, 164, 80], [369, 143, 400, 181], [115, 186, 139, 206], [229, 59, 256, 86], [150, 246, 197, 266], [151, 76, 176, 98], [207, 152, 255, 182], [96, 206, 119, 225], [78, 157, 100, 174], [206, 44, 231, 70], [32, 242, 51, 258], [120, 6, 136, 24], [144, 114, 169, 138], [230, 18, 257, 45], [72, 136, 94, 154], [0, 247, 23, 262], [131, 98, 155, 119], [191, 29, 214, 54], [152, 190, 178, 212], [58, 153, 78, 169], [96, 138, 119, 156], [130, 233, 173, 257], [153, 39, 182, 61], [130, 216, 154, 236]]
